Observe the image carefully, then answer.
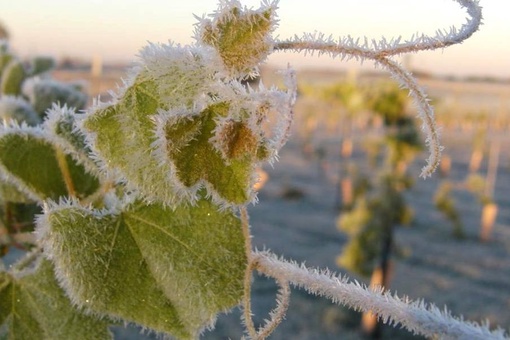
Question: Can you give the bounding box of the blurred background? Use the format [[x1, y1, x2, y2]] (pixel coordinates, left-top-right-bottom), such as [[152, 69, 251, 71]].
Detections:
[[2, 0, 510, 78], [1, 1, 509, 339]]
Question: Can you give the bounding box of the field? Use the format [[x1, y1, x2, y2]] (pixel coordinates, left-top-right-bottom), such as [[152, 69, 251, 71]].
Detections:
[[47, 66, 510, 338]]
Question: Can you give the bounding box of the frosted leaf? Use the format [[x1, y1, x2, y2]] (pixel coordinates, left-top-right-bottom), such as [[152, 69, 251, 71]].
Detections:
[[38, 198, 247, 339], [0, 125, 100, 202], [0, 257, 111, 340], [196, 0, 278, 77]]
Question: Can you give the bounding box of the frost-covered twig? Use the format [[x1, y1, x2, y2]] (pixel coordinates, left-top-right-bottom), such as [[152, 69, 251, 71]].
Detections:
[[273, 0, 482, 177], [242, 276, 291, 340], [241, 206, 258, 339], [377, 57, 443, 177], [254, 278, 290, 339], [274, 0, 481, 58], [253, 251, 508, 340]]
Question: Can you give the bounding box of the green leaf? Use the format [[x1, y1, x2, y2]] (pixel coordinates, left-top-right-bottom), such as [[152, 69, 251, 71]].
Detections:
[[44, 106, 99, 176], [0, 258, 111, 340], [82, 52, 226, 205], [83, 77, 182, 205], [52, 112, 90, 155], [0, 129, 99, 201], [138, 43, 215, 109], [84, 77, 269, 205], [199, 2, 275, 76], [83, 43, 292, 207], [164, 103, 266, 205], [41, 199, 247, 339], [1, 60, 25, 96], [84, 76, 272, 206], [82, 36, 228, 202]]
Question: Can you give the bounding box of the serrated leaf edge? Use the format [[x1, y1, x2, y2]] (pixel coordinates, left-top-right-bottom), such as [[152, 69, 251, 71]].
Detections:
[[78, 67, 191, 208], [151, 106, 260, 210], [75, 90, 131, 186], [193, 0, 279, 78], [3, 250, 115, 339], [149, 71, 296, 209], [35, 200, 121, 313], [42, 104, 102, 178]]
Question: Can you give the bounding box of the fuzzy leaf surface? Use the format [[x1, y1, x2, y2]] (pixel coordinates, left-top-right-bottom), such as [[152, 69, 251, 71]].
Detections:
[[200, 3, 275, 76], [84, 75, 268, 206], [0, 131, 99, 201], [44, 106, 99, 175], [41, 199, 246, 339], [83, 77, 181, 205], [165, 103, 267, 205], [83, 42, 292, 207], [0, 259, 111, 340], [81, 38, 232, 202]]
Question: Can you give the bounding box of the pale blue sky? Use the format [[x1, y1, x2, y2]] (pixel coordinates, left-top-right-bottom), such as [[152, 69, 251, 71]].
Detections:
[[2, 0, 509, 77]]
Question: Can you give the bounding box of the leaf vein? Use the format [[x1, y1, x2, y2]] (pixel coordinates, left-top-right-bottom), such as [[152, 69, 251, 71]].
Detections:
[[103, 216, 122, 280], [125, 214, 202, 260]]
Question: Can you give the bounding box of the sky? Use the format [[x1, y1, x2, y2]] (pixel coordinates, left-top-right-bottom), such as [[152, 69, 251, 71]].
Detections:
[[2, 0, 509, 78]]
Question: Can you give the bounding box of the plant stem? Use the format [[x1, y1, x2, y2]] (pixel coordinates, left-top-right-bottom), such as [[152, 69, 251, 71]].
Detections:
[[54, 146, 76, 198], [240, 206, 258, 339], [254, 278, 291, 339]]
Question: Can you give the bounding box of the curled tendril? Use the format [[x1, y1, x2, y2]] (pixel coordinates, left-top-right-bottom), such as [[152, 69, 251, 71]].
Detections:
[[273, 0, 482, 177]]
